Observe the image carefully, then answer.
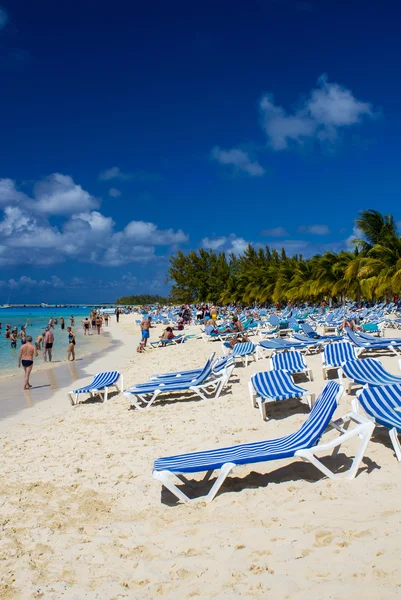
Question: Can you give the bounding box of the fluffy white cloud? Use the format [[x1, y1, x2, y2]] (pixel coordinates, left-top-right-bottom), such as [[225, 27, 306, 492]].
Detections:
[[0, 175, 189, 267], [260, 75, 374, 150], [211, 147, 265, 176], [108, 188, 121, 197], [99, 166, 128, 180], [298, 224, 330, 235], [33, 174, 99, 215], [202, 234, 250, 255], [261, 226, 289, 237]]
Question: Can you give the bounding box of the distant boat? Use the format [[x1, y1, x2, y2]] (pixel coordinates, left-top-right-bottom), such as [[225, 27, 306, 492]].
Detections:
[[41, 302, 56, 308], [0, 304, 12, 309]]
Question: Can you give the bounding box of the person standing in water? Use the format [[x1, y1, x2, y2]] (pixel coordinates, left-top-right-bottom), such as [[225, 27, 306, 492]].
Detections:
[[43, 327, 54, 362], [60, 316, 65, 330], [67, 327, 76, 361], [18, 336, 38, 390]]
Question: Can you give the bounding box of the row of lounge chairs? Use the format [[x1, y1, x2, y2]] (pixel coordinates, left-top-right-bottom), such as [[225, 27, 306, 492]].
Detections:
[[68, 325, 401, 504]]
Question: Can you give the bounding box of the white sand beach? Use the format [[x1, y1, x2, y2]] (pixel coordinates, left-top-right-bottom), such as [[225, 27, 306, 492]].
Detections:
[[1, 315, 401, 599]]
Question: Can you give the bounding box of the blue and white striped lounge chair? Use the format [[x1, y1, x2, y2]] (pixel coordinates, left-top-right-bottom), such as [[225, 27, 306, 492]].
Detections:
[[153, 381, 374, 503], [248, 370, 313, 420], [222, 341, 259, 366], [258, 338, 319, 357], [301, 322, 342, 342], [149, 334, 187, 348], [354, 384, 401, 461], [149, 353, 216, 381], [322, 341, 357, 379], [271, 350, 313, 381], [341, 358, 401, 393], [69, 371, 123, 405], [124, 360, 234, 410], [345, 328, 401, 357]]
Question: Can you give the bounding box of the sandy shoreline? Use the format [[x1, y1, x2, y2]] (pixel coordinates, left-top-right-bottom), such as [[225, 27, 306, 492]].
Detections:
[[1, 317, 401, 598]]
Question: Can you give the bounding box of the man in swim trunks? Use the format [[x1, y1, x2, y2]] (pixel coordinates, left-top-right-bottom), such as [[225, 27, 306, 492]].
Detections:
[[18, 336, 38, 390], [43, 327, 55, 362], [140, 316, 152, 347]]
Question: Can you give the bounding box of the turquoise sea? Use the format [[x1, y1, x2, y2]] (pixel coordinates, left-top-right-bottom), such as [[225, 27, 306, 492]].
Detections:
[[0, 307, 101, 376]]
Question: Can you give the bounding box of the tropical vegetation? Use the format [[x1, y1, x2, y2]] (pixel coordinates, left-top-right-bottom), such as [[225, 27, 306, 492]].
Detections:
[[167, 210, 401, 305], [115, 294, 169, 305]]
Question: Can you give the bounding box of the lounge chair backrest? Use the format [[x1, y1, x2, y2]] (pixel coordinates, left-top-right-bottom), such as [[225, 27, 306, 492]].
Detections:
[[342, 358, 401, 386], [90, 371, 120, 389], [251, 369, 300, 397], [231, 342, 255, 356], [271, 350, 306, 372], [324, 341, 356, 366], [345, 328, 367, 346], [301, 322, 318, 337], [269, 315, 280, 327], [358, 385, 401, 433]]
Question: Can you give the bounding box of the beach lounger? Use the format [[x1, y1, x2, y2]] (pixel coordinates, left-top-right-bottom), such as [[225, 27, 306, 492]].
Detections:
[[322, 341, 357, 379], [301, 322, 342, 342], [69, 371, 123, 405], [222, 341, 260, 366], [248, 370, 313, 420], [341, 358, 401, 393], [149, 334, 186, 348], [149, 353, 216, 381], [124, 360, 234, 410], [271, 350, 313, 381], [345, 328, 401, 356], [354, 384, 401, 461], [258, 338, 319, 357], [153, 381, 374, 503]]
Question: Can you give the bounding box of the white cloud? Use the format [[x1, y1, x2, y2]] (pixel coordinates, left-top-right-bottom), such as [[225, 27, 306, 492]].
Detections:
[[202, 234, 250, 255], [108, 188, 121, 197], [33, 174, 99, 215], [0, 6, 8, 30], [261, 226, 289, 237], [0, 175, 189, 267], [99, 166, 128, 181], [298, 224, 330, 235], [260, 74, 374, 150], [211, 147, 265, 176]]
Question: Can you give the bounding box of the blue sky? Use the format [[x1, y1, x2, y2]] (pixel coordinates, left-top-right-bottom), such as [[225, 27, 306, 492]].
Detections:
[[1, 0, 401, 302]]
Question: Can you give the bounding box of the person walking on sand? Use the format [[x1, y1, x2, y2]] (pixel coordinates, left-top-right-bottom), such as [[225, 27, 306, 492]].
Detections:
[[67, 326, 76, 361], [96, 313, 103, 335], [18, 336, 38, 390], [115, 307, 120, 323], [140, 315, 152, 347], [43, 327, 54, 362], [83, 316, 90, 335], [104, 313, 109, 327]]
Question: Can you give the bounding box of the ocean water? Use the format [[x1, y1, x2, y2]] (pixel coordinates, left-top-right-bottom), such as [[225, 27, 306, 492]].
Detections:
[[0, 307, 107, 376]]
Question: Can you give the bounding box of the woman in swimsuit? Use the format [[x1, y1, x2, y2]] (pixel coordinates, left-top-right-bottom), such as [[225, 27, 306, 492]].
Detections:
[[67, 327, 76, 361], [18, 336, 38, 390]]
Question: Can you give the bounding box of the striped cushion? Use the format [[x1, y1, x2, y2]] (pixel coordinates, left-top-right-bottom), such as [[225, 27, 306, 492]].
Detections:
[[324, 342, 356, 367], [154, 381, 340, 473], [251, 370, 307, 401], [272, 350, 307, 373], [342, 359, 401, 386], [73, 371, 119, 393], [358, 384, 401, 433]]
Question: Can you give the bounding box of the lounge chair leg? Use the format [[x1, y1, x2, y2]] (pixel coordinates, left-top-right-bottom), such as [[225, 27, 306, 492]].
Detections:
[[389, 428, 401, 461], [309, 369, 314, 382], [153, 470, 193, 504], [258, 398, 268, 421], [205, 463, 236, 503]]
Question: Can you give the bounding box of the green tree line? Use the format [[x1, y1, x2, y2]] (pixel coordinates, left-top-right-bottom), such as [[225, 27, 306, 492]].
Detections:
[[167, 210, 401, 305], [115, 294, 169, 305]]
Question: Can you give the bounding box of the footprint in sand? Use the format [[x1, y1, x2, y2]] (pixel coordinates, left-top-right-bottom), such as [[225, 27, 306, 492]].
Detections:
[[314, 530, 334, 547]]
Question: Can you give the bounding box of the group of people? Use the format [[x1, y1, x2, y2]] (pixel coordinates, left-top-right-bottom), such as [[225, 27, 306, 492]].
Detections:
[[82, 310, 109, 335]]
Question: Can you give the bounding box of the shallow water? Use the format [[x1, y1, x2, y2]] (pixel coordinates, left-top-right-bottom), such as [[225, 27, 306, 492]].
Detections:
[[0, 307, 111, 376]]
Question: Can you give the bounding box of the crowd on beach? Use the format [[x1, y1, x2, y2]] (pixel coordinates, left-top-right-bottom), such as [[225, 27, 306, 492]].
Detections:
[[1, 308, 118, 390]]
